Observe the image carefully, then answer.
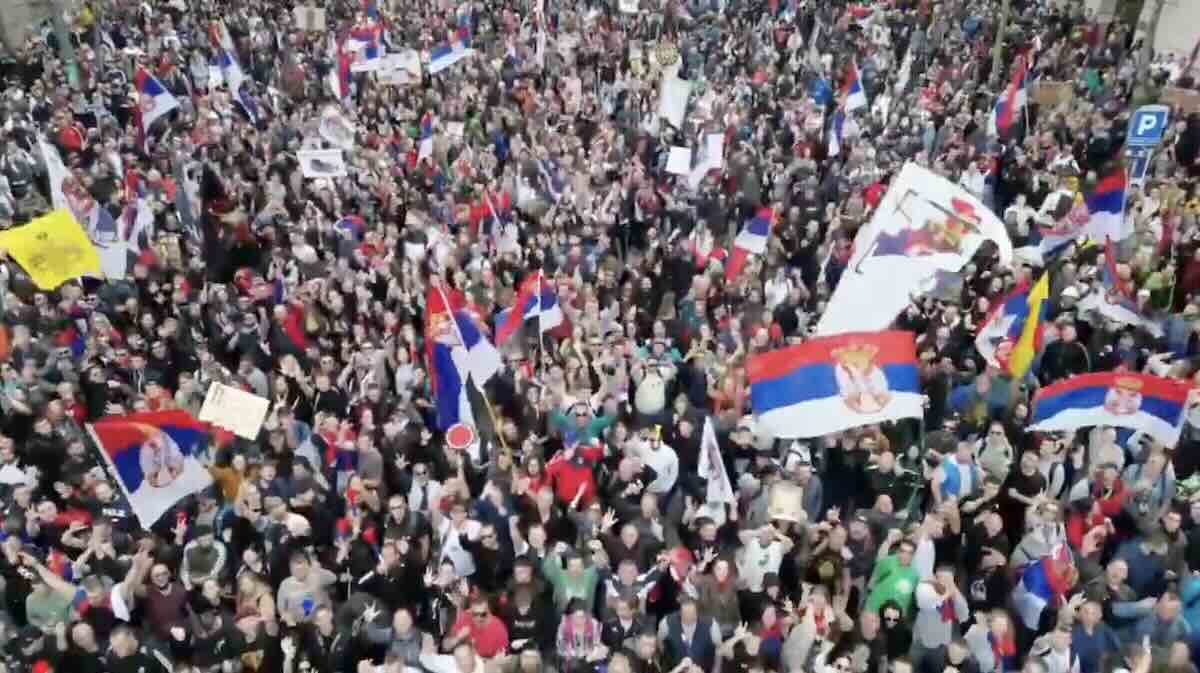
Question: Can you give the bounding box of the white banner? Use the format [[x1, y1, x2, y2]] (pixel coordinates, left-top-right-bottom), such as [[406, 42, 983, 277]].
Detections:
[[292, 6, 327, 31], [298, 149, 348, 178], [657, 75, 690, 129], [816, 162, 1014, 336]]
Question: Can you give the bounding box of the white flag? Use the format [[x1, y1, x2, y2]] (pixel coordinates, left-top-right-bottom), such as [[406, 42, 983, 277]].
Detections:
[[895, 45, 913, 94], [816, 162, 1013, 336], [807, 19, 822, 70], [699, 417, 734, 504], [39, 138, 69, 211]]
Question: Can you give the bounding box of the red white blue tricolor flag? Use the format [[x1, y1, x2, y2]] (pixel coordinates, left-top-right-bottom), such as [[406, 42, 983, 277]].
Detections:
[[748, 330, 923, 438], [1030, 371, 1191, 448], [88, 410, 214, 528]]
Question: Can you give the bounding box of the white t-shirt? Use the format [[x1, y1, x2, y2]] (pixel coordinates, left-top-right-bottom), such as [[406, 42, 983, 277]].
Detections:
[[640, 443, 679, 495], [437, 518, 481, 577], [737, 539, 784, 592], [418, 654, 485, 673]]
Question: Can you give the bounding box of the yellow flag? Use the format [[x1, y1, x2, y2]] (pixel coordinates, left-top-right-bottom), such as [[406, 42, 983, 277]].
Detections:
[[1008, 272, 1051, 380], [0, 210, 101, 290]]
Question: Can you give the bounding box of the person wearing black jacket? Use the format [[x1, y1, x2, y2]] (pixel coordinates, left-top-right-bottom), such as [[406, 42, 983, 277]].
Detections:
[[503, 584, 557, 653], [602, 596, 647, 653], [356, 538, 426, 614], [299, 605, 353, 673]]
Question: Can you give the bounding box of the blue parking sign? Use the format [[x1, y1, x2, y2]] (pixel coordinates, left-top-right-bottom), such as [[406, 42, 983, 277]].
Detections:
[[1126, 105, 1170, 148]]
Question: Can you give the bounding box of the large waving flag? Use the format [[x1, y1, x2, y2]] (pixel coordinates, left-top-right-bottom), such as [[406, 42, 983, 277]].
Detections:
[[1077, 238, 1162, 336], [496, 271, 564, 344], [208, 21, 257, 123], [429, 14, 473, 74], [1030, 372, 1191, 447], [426, 285, 502, 430], [841, 60, 868, 112], [1082, 164, 1127, 241], [817, 162, 1013, 335], [726, 207, 774, 281], [1012, 543, 1073, 629], [133, 69, 179, 153], [975, 274, 1049, 378], [88, 410, 214, 528], [988, 55, 1028, 138], [0, 210, 102, 289], [348, 22, 385, 72], [699, 417, 734, 504], [748, 330, 923, 438]]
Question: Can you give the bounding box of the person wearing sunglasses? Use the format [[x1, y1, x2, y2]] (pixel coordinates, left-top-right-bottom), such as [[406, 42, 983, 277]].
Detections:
[[880, 601, 914, 663], [443, 595, 509, 660]]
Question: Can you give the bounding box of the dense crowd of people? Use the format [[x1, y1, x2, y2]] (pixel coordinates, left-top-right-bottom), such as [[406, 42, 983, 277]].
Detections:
[[0, 0, 1199, 672]]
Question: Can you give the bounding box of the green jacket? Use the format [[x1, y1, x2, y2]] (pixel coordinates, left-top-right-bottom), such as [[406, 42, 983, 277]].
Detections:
[[542, 551, 599, 613], [550, 410, 615, 446]]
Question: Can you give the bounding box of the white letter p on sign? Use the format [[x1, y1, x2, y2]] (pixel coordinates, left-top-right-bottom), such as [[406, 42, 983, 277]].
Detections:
[[1136, 114, 1158, 136]]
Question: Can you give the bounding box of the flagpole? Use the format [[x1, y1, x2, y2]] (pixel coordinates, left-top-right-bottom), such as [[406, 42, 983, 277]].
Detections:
[[432, 281, 508, 453], [536, 272, 545, 364]]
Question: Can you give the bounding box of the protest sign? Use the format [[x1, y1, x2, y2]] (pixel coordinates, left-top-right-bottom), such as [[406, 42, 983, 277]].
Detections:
[[666, 147, 693, 175], [319, 108, 356, 150], [298, 149, 348, 178], [292, 6, 327, 31], [1032, 81, 1073, 106], [658, 75, 690, 129], [1162, 87, 1200, 114], [199, 383, 272, 440]]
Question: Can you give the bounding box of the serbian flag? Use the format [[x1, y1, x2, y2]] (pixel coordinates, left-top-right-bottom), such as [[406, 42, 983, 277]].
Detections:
[[1030, 371, 1190, 448], [88, 410, 214, 528], [348, 23, 385, 72], [725, 207, 774, 282], [1077, 237, 1162, 336], [496, 271, 564, 344], [747, 330, 923, 438], [1012, 543, 1073, 629], [988, 55, 1028, 138], [208, 22, 256, 123], [329, 35, 353, 101], [429, 19, 473, 74], [1083, 164, 1127, 241], [425, 286, 502, 430], [333, 215, 364, 241], [133, 69, 179, 152], [974, 273, 1049, 379], [841, 60, 868, 112]]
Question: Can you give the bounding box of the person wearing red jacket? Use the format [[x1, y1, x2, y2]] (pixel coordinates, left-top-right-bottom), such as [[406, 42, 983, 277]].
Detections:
[[546, 440, 603, 507], [1090, 463, 1129, 521]]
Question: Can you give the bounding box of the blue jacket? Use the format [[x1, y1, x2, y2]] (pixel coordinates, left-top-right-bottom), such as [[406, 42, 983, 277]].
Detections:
[[1113, 539, 1167, 598], [1180, 575, 1200, 632]]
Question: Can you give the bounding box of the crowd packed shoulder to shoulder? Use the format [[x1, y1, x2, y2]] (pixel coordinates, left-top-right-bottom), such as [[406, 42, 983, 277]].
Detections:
[[0, 0, 1198, 673]]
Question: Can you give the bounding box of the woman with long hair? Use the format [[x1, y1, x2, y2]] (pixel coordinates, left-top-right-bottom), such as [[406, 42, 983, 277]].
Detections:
[[686, 551, 742, 637], [965, 609, 1019, 673]]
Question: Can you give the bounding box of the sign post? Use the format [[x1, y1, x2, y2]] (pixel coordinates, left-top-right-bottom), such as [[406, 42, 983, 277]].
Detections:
[[1125, 104, 1170, 188]]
